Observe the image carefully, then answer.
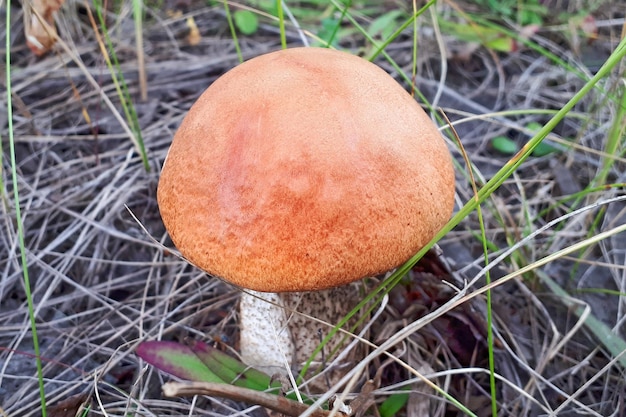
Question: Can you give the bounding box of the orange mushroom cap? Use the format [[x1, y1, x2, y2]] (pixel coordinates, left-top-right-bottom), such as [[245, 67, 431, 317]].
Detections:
[[157, 47, 455, 292]]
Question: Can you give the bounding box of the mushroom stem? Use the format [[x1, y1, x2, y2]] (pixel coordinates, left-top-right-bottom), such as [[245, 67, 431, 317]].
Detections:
[[239, 284, 367, 388], [239, 291, 294, 373]]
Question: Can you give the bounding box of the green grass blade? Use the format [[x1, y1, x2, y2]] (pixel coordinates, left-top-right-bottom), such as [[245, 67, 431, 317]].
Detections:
[[277, 0, 287, 49], [595, 79, 626, 186], [460, 124, 499, 415], [4, 5, 47, 416], [319, 0, 351, 48], [92, 0, 150, 171], [223, 0, 244, 63], [367, 0, 436, 61]]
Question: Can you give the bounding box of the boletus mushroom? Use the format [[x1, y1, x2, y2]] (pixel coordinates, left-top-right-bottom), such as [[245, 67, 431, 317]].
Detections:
[[157, 47, 455, 385]]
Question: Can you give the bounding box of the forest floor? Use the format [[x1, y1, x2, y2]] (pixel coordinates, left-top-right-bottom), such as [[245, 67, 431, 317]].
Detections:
[[1, 1, 625, 416]]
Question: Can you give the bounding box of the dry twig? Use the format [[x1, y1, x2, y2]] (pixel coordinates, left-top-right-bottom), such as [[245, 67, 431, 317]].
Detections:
[[162, 381, 344, 417]]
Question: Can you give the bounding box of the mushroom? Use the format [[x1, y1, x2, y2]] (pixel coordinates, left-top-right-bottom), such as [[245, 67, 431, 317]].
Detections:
[[157, 47, 455, 385]]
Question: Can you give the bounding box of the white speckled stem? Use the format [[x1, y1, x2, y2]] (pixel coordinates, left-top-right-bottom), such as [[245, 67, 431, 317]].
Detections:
[[239, 291, 294, 374], [239, 284, 365, 383]]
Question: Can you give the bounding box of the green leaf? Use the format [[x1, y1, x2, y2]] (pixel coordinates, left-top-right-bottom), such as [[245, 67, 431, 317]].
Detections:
[[234, 10, 259, 35], [186, 339, 278, 392], [524, 122, 559, 156], [437, 18, 517, 52], [531, 141, 559, 157], [379, 389, 410, 417], [491, 136, 519, 155], [525, 121, 543, 131], [484, 35, 515, 52], [136, 341, 225, 383], [368, 10, 404, 40], [317, 17, 341, 47]]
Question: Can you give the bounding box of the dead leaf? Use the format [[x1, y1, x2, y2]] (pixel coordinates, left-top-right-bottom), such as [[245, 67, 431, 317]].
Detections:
[[349, 379, 377, 417], [186, 16, 201, 46], [23, 0, 65, 56], [48, 393, 91, 417]]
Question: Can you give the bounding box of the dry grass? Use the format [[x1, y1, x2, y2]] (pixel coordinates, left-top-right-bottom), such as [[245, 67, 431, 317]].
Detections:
[[1, 1, 625, 416]]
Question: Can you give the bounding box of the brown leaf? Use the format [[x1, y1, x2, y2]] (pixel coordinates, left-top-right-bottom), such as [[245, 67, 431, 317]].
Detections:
[[48, 393, 91, 417], [23, 0, 65, 56], [186, 16, 201, 46]]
